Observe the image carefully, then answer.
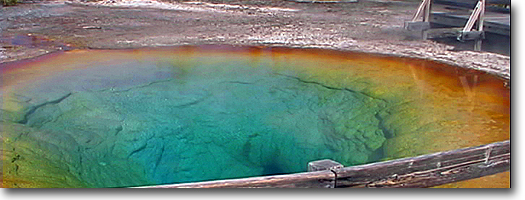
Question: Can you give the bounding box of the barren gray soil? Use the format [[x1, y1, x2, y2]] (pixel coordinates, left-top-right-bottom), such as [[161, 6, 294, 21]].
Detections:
[[0, 0, 510, 80]]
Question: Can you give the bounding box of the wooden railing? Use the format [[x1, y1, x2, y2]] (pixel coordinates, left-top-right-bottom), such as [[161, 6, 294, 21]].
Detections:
[[136, 140, 510, 188], [405, 0, 499, 51]]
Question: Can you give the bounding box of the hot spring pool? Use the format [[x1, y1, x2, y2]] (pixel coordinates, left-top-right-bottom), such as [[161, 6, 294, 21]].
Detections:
[[1, 46, 510, 188]]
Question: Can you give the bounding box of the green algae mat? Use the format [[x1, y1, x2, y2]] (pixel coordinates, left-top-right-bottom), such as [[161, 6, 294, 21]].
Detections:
[[1, 46, 510, 188]]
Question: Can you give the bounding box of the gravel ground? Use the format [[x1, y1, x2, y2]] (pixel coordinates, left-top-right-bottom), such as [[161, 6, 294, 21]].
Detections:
[[0, 0, 510, 80], [0, 0, 512, 189]]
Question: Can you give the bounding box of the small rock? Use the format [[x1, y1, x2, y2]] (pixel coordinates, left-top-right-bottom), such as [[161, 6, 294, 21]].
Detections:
[[82, 26, 102, 29]]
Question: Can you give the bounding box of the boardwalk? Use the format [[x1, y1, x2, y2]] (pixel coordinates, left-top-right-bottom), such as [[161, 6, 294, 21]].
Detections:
[[405, 0, 510, 54], [430, 0, 510, 36]]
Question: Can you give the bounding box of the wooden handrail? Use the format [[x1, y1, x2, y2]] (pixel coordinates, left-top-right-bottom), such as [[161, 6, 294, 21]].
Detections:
[[136, 140, 510, 188], [334, 139, 509, 188]]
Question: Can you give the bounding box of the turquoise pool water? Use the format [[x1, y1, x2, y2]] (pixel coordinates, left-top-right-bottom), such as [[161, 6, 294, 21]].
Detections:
[[1, 46, 510, 188]]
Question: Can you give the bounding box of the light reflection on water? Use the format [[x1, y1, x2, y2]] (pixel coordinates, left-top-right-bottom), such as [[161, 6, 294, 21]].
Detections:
[[0, 46, 510, 188]]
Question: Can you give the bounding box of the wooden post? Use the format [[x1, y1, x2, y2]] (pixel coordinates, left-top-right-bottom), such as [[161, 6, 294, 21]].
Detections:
[[459, 0, 486, 51], [406, 0, 432, 39], [307, 159, 343, 188], [474, 0, 486, 51], [423, 0, 432, 22], [308, 159, 343, 172], [422, 0, 432, 39], [411, 0, 432, 22]]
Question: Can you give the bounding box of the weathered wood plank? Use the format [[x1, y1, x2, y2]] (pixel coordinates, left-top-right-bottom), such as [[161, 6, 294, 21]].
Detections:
[[430, 12, 509, 36], [135, 140, 509, 188], [136, 170, 335, 188], [423, 27, 462, 39], [424, 28, 483, 41], [434, 0, 510, 8], [334, 140, 510, 188], [405, 21, 431, 31]]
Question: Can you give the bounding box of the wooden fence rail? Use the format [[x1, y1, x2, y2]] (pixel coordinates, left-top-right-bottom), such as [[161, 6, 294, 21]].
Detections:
[[136, 140, 510, 188]]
